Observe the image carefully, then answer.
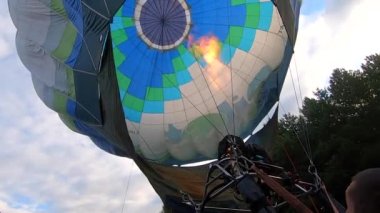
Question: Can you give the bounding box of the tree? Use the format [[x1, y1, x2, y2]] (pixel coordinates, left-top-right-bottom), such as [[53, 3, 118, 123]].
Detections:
[[273, 53, 380, 203]]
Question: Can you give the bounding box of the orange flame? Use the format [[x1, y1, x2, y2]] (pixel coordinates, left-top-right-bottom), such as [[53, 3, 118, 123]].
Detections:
[[189, 35, 221, 65], [189, 35, 230, 91]]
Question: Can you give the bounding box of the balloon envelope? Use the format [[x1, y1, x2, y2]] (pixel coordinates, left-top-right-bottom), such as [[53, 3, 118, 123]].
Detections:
[[9, 0, 301, 166]]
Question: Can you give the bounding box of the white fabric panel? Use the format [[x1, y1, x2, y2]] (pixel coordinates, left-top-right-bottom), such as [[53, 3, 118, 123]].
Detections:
[[141, 113, 164, 125], [10, 0, 70, 91], [164, 100, 185, 113], [164, 111, 188, 124], [138, 124, 168, 160]]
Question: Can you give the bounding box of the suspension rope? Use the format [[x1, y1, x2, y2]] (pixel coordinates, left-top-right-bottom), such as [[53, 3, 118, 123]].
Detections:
[[294, 58, 313, 160], [121, 160, 135, 213], [280, 142, 299, 175], [227, 2, 237, 136], [191, 49, 231, 136], [289, 67, 312, 158], [279, 103, 313, 162]]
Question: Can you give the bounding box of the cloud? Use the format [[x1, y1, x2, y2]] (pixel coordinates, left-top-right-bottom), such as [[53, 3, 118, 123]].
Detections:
[[0, 10, 15, 59], [0, 89, 162, 213], [0, 200, 33, 213], [280, 0, 380, 114], [325, 0, 358, 19], [0, 97, 162, 213]]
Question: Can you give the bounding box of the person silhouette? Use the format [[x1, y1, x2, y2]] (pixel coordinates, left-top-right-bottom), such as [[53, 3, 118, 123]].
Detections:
[[345, 168, 380, 213]]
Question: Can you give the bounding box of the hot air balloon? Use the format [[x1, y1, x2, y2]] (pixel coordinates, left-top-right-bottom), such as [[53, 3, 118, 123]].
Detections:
[[9, 0, 343, 212]]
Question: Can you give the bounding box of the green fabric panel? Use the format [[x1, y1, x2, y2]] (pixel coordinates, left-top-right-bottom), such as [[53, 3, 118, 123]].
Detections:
[[122, 17, 134, 27], [52, 90, 68, 113], [52, 23, 77, 61], [112, 29, 128, 46], [59, 114, 78, 133], [227, 26, 244, 47], [177, 44, 187, 55], [231, 0, 245, 6], [123, 94, 144, 111], [146, 88, 164, 101], [163, 73, 178, 87], [246, 3, 260, 16], [66, 67, 76, 98], [115, 7, 123, 17], [172, 57, 186, 72], [116, 72, 131, 90], [246, 3, 260, 28], [113, 48, 126, 67], [52, 68, 75, 116], [49, 0, 67, 18]]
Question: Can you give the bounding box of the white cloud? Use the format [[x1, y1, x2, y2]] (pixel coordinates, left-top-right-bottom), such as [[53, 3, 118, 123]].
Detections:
[[0, 98, 162, 213], [0, 10, 15, 59], [280, 0, 380, 114], [0, 200, 33, 213], [0, 90, 162, 213]]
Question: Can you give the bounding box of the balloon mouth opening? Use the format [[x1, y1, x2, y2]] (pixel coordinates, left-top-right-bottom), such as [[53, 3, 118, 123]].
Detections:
[[134, 0, 191, 51]]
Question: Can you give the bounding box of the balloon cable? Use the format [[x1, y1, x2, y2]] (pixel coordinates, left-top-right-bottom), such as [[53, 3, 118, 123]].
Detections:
[[121, 160, 134, 213], [191, 51, 231, 136], [227, 0, 237, 136]]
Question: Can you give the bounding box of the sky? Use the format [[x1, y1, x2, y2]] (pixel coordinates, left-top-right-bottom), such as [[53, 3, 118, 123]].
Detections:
[[1, 0, 380, 212]]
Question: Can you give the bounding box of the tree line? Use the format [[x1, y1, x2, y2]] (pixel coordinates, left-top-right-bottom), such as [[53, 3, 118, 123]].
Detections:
[[272, 53, 380, 203]]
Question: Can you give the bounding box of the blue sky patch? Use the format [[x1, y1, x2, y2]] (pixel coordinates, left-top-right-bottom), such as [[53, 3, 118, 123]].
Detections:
[[301, 0, 326, 15]]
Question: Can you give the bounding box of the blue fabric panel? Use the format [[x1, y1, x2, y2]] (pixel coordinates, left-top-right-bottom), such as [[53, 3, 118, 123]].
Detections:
[[127, 50, 157, 98], [122, 0, 135, 16], [111, 16, 124, 31], [229, 5, 246, 26], [128, 80, 147, 99], [150, 71, 163, 87], [212, 26, 229, 41], [143, 101, 164, 113], [63, 0, 83, 67], [239, 28, 256, 51], [118, 49, 142, 78], [118, 35, 138, 57], [123, 107, 142, 122], [74, 120, 128, 157], [66, 99, 76, 117], [135, 40, 150, 54], [65, 35, 82, 67], [258, 2, 273, 31], [119, 89, 127, 100], [181, 51, 196, 67], [176, 71, 192, 85], [169, 49, 180, 59], [158, 53, 175, 74], [221, 44, 236, 64], [164, 88, 181, 100], [63, 0, 83, 32], [124, 27, 138, 40]]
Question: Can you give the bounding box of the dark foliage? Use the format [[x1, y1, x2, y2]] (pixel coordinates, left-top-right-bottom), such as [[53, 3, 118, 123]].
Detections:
[[273, 54, 380, 204]]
